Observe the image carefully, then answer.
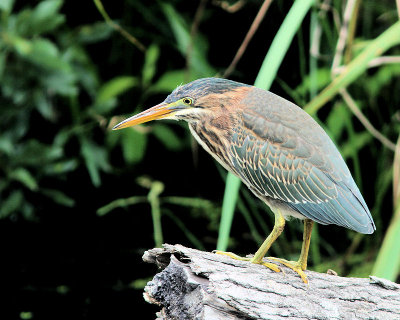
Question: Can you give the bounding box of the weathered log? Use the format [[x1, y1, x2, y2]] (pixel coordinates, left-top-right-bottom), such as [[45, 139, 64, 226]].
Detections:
[[142, 244, 400, 320]]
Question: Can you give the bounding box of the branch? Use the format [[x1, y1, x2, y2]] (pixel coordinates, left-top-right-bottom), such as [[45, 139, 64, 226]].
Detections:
[[186, 0, 208, 81], [340, 88, 396, 151], [223, 0, 273, 78], [143, 244, 400, 320], [331, 0, 357, 75], [397, 0, 400, 20], [93, 0, 146, 52]]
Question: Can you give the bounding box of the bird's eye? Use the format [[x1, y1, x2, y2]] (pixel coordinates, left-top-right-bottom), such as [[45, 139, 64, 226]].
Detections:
[[182, 97, 193, 105]]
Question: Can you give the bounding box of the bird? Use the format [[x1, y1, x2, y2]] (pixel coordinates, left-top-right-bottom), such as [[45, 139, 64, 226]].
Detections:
[[112, 77, 375, 283]]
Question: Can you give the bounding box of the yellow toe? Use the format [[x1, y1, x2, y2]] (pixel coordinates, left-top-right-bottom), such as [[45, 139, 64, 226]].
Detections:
[[214, 251, 281, 273], [214, 250, 250, 261], [259, 260, 281, 273], [267, 257, 308, 283]]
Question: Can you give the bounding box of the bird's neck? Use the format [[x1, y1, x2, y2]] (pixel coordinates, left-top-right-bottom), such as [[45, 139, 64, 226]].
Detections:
[[188, 112, 235, 172]]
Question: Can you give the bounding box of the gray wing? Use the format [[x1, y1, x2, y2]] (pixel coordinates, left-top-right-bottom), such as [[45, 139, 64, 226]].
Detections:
[[229, 88, 375, 234]]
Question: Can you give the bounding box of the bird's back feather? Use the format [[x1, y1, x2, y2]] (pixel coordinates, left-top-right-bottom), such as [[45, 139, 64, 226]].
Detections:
[[227, 87, 375, 234]]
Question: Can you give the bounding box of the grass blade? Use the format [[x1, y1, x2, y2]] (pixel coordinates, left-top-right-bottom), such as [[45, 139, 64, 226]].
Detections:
[[217, 173, 241, 250], [372, 136, 400, 280]]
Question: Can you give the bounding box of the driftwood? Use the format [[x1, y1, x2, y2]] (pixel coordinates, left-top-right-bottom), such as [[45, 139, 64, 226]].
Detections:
[[142, 244, 400, 320]]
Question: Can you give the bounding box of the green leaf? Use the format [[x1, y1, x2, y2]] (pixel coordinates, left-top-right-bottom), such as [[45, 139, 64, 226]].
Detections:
[[142, 44, 160, 86], [43, 159, 78, 175], [0, 190, 23, 218], [152, 124, 184, 151], [80, 138, 111, 187], [95, 76, 138, 113], [341, 132, 373, 159], [62, 45, 99, 95], [77, 22, 114, 44], [0, 52, 6, 80], [42, 189, 75, 207], [41, 71, 77, 96], [365, 64, 400, 98], [9, 168, 38, 191], [105, 128, 120, 148], [30, 0, 65, 35], [53, 129, 73, 148], [15, 140, 63, 166], [33, 90, 55, 121], [121, 128, 147, 164], [295, 68, 331, 97], [151, 70, 195, 93], [21, 202, 35, 221], [12, 37, 71, 72], [326, 102, 349, 140], [0, 135, 14, 155], [160, 3, 215, 77]]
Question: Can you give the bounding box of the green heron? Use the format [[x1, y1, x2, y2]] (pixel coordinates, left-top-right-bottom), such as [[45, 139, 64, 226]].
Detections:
[[113, 77, 375, 283]]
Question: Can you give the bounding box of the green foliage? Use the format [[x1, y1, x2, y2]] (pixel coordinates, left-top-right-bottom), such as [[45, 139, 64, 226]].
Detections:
[[95, 76, 138, 113], [160, 3, 215, 78], [0, 0, 100, 218]]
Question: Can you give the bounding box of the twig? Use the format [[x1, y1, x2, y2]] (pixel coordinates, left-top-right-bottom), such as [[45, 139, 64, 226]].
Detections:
[[223, 0, 273, 78], [310, 0, 333, 60], [340, 88, 396, 151], [138, 177, 165, 248], [343, 0, 361, 63], [212, 0, 245, 13], [397, 0, 400, 19], [186, 0, 208, 82], [93, 0, 146, 52], [333, 56, 400, 73], [367, 55, 400, 67], [331, 0, 357, 76]]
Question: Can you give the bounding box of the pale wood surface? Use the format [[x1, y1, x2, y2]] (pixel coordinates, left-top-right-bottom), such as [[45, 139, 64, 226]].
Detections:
[[143, 244, 400, 320]]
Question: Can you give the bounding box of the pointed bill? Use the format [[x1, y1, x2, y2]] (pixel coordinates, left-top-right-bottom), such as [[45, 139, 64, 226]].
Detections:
[[112, 103, 173, 130]]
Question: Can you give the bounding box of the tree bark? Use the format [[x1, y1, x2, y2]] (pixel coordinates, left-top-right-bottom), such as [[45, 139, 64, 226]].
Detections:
[[143, 244, 400, 320]]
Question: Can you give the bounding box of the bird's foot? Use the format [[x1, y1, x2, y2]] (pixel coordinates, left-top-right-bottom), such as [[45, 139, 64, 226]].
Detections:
[[213, 251, 281, 273], [266, 257, 308, 284]]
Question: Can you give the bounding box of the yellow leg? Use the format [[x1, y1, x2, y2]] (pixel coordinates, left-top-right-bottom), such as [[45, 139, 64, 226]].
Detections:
[[268, 219, 314, 283], [215, 212, 314, 283], [250, 209, 286, 263], [299, 219, 314, 270], [215, 209, 286, 274]]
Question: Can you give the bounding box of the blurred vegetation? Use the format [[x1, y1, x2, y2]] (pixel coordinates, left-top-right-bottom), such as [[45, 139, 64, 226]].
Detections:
[[1, 0, 400, 318]]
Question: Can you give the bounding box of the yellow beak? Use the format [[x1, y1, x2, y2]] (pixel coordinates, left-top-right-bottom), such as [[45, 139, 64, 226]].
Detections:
[[112, 102, 173, 130]]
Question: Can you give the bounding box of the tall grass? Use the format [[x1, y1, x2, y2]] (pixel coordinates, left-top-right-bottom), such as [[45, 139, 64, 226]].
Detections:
[[372, 137, 400, 281]]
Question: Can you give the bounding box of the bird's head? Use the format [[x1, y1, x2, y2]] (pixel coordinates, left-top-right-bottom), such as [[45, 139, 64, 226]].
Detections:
[[112, 77, 250, 130]]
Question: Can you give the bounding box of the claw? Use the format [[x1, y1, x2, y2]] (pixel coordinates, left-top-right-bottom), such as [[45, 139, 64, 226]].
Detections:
[[259, 260, 281, 273], [267, 257, 308, 284], [214, 251, 281, 273]]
